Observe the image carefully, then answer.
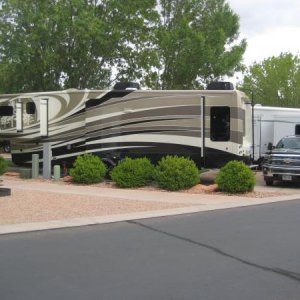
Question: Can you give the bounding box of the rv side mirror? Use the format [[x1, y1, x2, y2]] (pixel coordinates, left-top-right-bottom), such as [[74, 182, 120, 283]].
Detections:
[[267, 142, 273, 150]]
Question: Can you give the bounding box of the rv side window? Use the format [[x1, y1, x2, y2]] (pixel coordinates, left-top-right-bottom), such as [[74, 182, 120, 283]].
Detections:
[[26, 102, 36, 114], [0, 106, 13, 116], [210, 106, 230, 141], [295, 124, 300, 135]]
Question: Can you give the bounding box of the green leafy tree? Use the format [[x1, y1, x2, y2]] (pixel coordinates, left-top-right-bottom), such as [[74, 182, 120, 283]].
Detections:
[[152, 0, 246, 89], [239, 53, 300, 107], [0, 0, 245, 92], [0, 0, 158, 93]]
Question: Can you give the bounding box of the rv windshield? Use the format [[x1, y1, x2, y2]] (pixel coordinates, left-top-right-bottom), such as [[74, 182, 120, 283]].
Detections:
[[276, 137, 300, 149]]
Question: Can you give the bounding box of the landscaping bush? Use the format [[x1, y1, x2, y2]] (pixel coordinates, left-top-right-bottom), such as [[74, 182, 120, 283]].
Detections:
[[70, 154, 107, 184], [153, 155, 200, 191], [110, 157, 155, 188], [0, 156, 8, 175], [215, 160, 256, 193]]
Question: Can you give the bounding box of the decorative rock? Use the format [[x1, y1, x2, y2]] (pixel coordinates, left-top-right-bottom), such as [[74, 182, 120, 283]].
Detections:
[[63, 176, 73, 183], [4, 172, 20, 178]]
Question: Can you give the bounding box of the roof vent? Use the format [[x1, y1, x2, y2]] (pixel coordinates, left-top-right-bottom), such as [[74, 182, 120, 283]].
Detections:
[[206, 82, 234, 90], [113, 82, 140, 90]]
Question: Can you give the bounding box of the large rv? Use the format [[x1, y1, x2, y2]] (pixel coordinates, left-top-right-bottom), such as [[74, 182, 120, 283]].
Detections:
[[253, 105, 300, 162], [0, 86, 253, 168]]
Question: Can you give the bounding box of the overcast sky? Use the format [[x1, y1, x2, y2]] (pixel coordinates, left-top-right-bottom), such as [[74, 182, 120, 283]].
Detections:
[[228, 0, 300, 66]]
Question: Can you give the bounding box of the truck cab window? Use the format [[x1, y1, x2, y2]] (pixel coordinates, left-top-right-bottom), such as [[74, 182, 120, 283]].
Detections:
[[210, 106, 230, 141]]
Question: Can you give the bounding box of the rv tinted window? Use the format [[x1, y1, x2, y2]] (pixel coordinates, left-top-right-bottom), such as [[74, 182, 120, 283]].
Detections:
[[210, 106, 230, 141], [295, 124, 300, 135], [26, 102, 36, 114], [0, 106, 13, 116]]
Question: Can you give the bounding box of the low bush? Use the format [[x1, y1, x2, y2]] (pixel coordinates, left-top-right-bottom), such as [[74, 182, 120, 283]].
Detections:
[[70, 154, 107, 184], [153, 156, 199, 191], [0, 156, 8, 175], [111, 157, 155, 188], [215, 160, 256, 193]]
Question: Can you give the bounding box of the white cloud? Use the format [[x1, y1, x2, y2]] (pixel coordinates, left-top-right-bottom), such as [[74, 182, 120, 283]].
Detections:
[[227, 0, 300, 65], [244, 26, 300, 64], [229, 0, 300, 35]]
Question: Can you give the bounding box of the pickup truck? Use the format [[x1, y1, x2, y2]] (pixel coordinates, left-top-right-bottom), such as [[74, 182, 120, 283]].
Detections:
[[262, 135, 300, 186]]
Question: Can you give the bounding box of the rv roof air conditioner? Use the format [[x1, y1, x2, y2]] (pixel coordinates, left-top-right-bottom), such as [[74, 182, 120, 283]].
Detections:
[[113, 82, 140, 91], [206, 82, 234, 90]]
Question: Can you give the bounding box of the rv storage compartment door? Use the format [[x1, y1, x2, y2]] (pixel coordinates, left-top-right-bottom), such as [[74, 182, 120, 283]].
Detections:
[[40, 98, 48, 136]]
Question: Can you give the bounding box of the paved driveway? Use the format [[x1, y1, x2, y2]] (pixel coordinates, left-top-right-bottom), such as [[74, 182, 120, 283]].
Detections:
[[1, 200, 300, 300]]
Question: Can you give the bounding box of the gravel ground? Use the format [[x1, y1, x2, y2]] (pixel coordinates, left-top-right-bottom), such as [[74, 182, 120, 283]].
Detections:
[[0, 171, 291, 226], [0, 190, 190, 225], [0, 176, 192, 225]]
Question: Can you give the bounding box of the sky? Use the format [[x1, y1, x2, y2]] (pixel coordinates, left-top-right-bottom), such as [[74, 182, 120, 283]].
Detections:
[[228, 0, 300, 66]]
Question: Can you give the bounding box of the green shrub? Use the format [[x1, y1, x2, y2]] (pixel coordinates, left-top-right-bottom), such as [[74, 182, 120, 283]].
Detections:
[[0, 156, 8, 175], [215, 160, 256, 193], [111, 157, 155, 188], [153, 155, 199, 191], [70, 154, 107, 184]]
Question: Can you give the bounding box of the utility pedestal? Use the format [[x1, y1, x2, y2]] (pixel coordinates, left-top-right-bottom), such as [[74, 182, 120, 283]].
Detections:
[[43, 143, 52, 179]]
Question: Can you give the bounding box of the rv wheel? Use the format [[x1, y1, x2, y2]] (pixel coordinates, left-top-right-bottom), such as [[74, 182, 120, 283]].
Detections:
[[265, 179, 273, 186], [3, 144, 11, 153]]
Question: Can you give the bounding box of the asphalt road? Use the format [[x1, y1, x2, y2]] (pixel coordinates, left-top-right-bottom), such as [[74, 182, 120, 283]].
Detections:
[[1, 200, 300, 300]]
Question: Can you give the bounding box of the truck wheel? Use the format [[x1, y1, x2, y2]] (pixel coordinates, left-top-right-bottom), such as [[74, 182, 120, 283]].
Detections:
[[265, 179, 273, 186]]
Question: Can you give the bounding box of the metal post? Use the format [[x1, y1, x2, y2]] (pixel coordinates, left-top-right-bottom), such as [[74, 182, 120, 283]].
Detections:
[[251, 92, 255, 162], [42, 142, 52, 179], [32, 154, 39, 178]]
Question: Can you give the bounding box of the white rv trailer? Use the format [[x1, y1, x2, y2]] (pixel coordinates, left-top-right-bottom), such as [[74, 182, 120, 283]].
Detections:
[[0, 87, 252, 168], [253, 105, 300, 162]]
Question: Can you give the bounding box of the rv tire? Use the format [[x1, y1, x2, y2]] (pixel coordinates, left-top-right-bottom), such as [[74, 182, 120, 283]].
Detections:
[[265, 179, 274, 186], [3, 144, 11, 153]]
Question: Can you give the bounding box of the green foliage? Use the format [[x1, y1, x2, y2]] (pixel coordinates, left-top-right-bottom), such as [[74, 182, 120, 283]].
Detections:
[[0, 156, 9, 175], [239, 52, 300, 108], [153, 156, 199, 191], [70, 154, 107, 184], [154, 0, 246, 89], [0, 0, 244, 92], [0, 0, 158, 92], [215, 160, 255, 193], [111, 157, 155, 188]]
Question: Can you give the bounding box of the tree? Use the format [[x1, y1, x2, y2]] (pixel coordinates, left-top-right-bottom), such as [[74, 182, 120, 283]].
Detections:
[[239, 53, 300, 107], [0, 0, 245, 92], [153, 0, 246, 89], [0, 0, 158, 93]]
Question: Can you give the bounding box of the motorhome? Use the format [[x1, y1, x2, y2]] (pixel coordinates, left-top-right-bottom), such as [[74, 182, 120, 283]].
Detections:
[[0, 85, 252, 168]]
